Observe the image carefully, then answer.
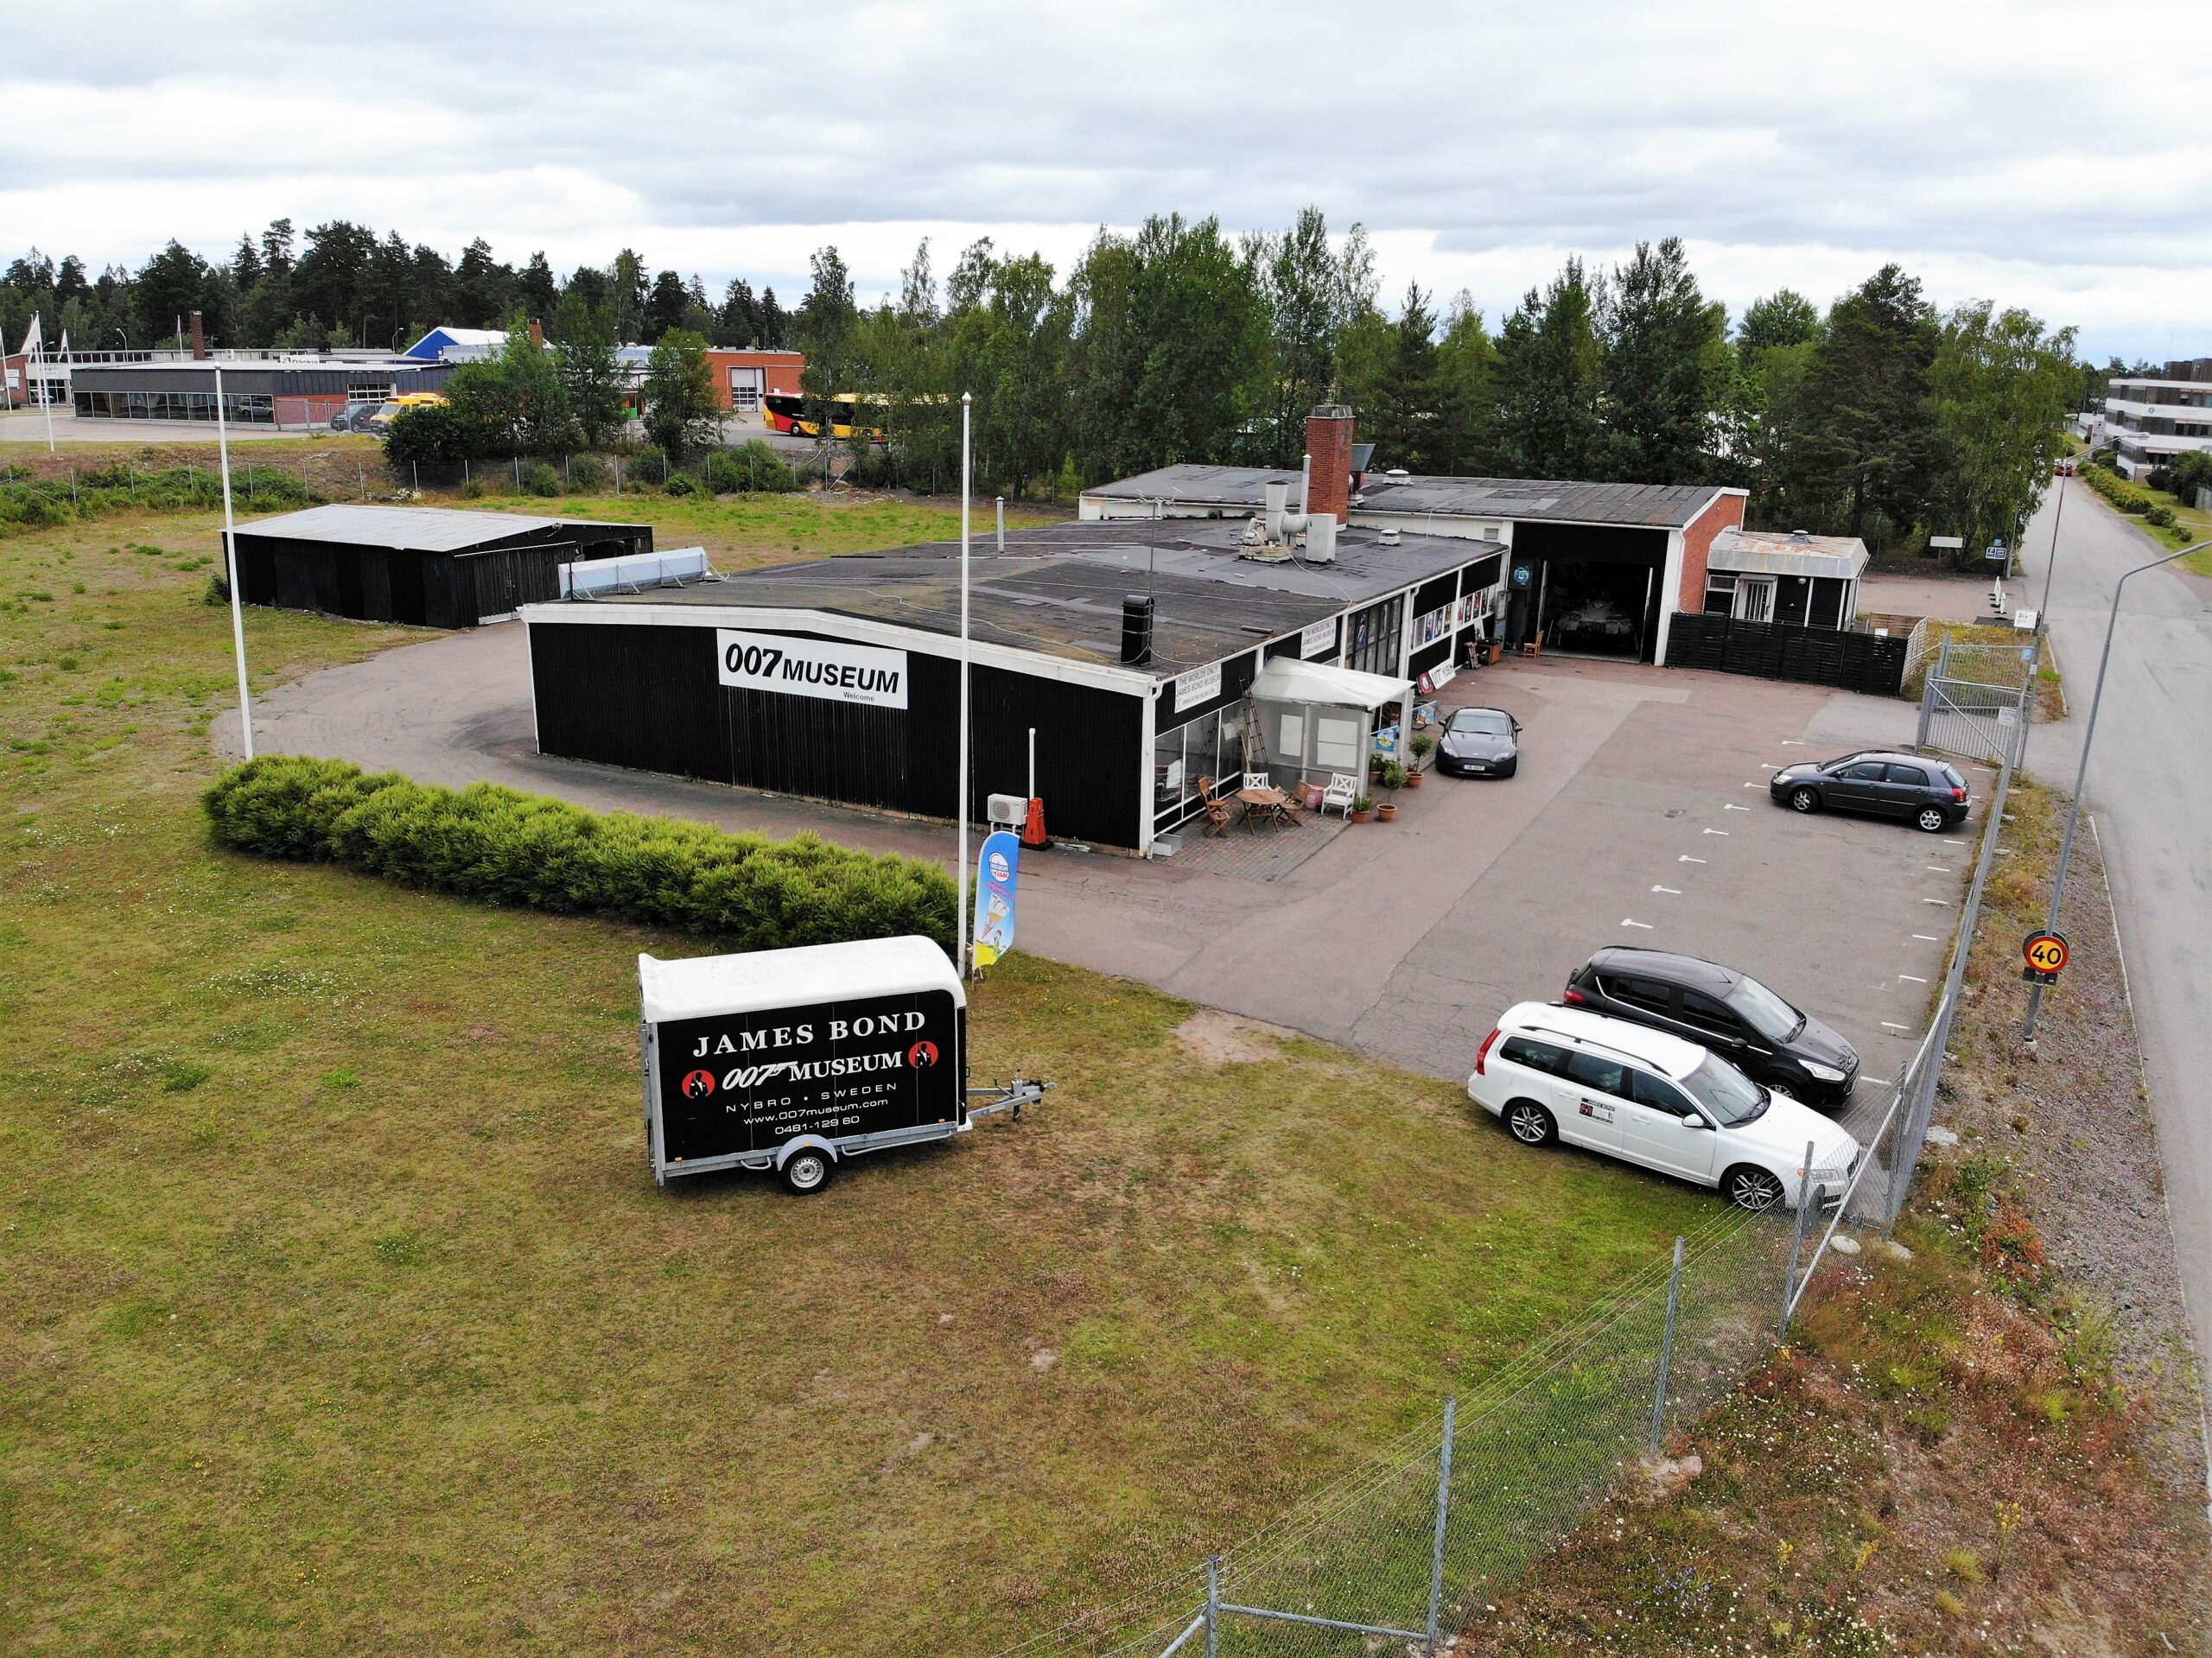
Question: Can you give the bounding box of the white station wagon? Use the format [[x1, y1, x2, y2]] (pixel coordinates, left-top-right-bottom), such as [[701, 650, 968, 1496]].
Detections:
[[1468, 1002, 1861, 1211]]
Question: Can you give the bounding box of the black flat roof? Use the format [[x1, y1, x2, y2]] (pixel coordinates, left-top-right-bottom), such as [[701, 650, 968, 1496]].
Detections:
[[1086, 464, 1731, 529], [580, 518, 1503, 678]]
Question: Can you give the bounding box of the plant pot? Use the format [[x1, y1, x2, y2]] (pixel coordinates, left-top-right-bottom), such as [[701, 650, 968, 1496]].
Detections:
[[1404, 771, 1424, 789], [1376, 803, 1397, 823], [1351, 808, 1373, 824]]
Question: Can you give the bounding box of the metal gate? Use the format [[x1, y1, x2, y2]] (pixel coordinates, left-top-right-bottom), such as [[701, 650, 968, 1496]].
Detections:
[[1916, 638, 2037, 764]]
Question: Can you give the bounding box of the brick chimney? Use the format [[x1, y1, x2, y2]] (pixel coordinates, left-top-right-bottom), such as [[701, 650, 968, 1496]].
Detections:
[[188, 310, 207, 359], [528, 318, 544, 349], [1305, 403, 1355, 524]]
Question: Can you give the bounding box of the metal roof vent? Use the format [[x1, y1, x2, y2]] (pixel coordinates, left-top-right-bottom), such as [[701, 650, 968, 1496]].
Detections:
[[1790, 528, 1811, 538], [1377, 526, 1402, 547], [1384, 467, 1411, 482], [1121, 594, 1154, 665]]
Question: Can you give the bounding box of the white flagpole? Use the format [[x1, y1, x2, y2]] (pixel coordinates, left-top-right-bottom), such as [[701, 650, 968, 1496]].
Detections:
[[215, 365, 254, 760], [35, 317, 55, 451], [957, 391, 973, 978]]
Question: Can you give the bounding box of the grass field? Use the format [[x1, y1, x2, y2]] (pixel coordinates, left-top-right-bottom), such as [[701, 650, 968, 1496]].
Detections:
[[0, 505, 1706, 1655]]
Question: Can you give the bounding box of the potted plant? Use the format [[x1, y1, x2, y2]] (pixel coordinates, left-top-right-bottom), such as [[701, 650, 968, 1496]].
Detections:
[[1376, 759, 1407, 821], [1406, 734, 1434, 787], [1351, 792, 1375, 824]]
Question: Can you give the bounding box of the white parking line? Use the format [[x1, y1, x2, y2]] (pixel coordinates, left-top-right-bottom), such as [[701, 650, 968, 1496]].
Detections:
[[1679, 854, 1707, 864], [1881, 1021, 1912, 1032], [1943, 837, 1968, 845], [1782, 740, 1808, 746], [1912, 933, 1941, 942], [1925, 866, 1951, 873], [1622, 918, 1654, 930], [1651, 885, 1681, 894], [1725, 804, 1750, 812], [1923, 898, 1951, 905], [1899, 974, 1929, 983], [1760, 762, 1780, 769], [1742, 781, 1764, 788], [1703, 828, 1731, 836]]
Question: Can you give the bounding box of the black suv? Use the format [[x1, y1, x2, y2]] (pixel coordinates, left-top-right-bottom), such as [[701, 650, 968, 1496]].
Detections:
[[1563, 947, 1859, 1108], [1769, 749, 1969, 833]]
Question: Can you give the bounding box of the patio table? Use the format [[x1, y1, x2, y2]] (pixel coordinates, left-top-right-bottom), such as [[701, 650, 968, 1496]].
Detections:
[[1236, 786, 1294, 831]]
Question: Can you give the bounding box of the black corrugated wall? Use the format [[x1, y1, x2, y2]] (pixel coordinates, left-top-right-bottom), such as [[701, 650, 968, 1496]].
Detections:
[[530, 620, 1148, 848]]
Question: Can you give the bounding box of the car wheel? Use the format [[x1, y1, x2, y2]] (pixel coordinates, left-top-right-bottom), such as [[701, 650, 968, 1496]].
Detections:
[[1915, 805, 1949, 833], [1722, 1165, 1786, 1213], [780, 1147, 835, 1195], [1505, 1100, 1556, 1147], [1788, 786, 1820, 813]]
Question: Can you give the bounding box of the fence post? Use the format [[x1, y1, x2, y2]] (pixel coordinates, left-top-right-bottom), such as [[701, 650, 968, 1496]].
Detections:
[[1649, 1236, 1686, 1452], [1782, 1141, 1815, 1331], [1915, 640, 1943, 748], [1204, 1555, 1219, 1658], [69, 467, 77, 509], [1425, 1394, 1457, 1648]]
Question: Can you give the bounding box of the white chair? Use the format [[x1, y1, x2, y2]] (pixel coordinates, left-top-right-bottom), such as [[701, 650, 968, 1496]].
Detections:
[[1320, 773, 1357, 820], [1243, 769, 1273, 793]]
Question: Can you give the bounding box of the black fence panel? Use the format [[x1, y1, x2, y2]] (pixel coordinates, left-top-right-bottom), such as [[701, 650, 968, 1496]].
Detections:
[[1666, 613, 1905, 696]]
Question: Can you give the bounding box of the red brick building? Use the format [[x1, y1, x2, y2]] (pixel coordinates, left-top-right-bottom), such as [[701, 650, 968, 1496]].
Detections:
[[704, 348, 804, 414]]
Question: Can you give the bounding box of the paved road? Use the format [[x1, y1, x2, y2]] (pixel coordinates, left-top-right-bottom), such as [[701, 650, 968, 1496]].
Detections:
[[2021, 478, 2212, 1475]]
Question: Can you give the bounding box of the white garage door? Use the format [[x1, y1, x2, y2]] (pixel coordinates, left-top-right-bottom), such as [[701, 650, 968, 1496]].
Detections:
[[728, 366, 764, 410]]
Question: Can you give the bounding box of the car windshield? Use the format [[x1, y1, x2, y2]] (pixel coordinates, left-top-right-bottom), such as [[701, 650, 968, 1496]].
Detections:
[[1679, 1054, 1768, 1126], [1452, 710, 1512, 736], [1725, 975, 1804, 1042]]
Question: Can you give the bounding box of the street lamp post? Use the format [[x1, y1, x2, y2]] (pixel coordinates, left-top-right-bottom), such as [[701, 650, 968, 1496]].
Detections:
[[2021, 537, 2209, 1039]]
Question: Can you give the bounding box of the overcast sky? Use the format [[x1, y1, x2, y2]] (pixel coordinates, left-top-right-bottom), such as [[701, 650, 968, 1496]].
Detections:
[[5, 0, 2208, 364]]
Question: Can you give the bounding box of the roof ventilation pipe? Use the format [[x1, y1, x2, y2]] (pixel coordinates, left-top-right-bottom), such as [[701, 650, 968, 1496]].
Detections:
[[1121, 594, 1155, 665], [1266, 479, 1315, 547], [1300, 451, 1313, 515]]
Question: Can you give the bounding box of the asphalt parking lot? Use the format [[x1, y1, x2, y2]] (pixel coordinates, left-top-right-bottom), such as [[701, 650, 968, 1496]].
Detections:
[[230, 635, 1971, 1145]]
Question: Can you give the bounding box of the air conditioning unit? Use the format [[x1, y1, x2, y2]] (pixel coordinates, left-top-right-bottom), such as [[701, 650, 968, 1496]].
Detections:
[[987, 793, 1027, 832]]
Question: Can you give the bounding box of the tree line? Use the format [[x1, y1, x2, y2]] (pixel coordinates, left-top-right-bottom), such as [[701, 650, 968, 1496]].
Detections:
[[0, 222, 792, 357], [3, 211, 2110, 561], [794, 214, 2088, 563]]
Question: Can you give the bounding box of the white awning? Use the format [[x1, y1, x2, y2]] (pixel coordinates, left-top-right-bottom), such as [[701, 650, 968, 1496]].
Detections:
[[1248, 655, 1414, 709]]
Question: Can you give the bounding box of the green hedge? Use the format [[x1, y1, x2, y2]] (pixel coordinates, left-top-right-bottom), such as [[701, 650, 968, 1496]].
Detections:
[[204, 755, 957, 955], [2079, 461, 2152, 515]]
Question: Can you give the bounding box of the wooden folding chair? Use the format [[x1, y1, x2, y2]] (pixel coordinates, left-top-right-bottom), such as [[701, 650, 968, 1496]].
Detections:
[[1196, 776, 1236, 838]]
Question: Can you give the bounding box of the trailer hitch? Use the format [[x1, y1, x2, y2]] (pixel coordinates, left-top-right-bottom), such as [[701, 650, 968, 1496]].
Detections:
[[965, 1076, 1052, 1123]]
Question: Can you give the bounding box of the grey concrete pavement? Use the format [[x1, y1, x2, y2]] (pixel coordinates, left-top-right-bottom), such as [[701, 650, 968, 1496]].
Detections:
[[221, 630, 1942, 1137], [2018, 477, 2212, 1469], [0, 410, 309, 443]]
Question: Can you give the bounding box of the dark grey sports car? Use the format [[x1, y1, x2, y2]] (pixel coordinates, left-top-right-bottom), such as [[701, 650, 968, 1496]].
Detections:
[[1435, 706, 1521, 778]]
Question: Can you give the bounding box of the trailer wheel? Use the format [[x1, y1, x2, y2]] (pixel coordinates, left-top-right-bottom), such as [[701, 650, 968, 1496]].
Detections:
[[780, 1148, 835, 1195]]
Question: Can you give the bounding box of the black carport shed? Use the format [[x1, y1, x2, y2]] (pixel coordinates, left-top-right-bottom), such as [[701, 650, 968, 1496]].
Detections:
[[227, 505, 654, 629]]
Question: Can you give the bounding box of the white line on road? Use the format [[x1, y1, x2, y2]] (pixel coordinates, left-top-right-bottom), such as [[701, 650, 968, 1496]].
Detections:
[[1923, 898, 1951, 905], [1943, 838, 1968, 845], [1882, 1021, 1912, 1032], [1782, 740, 1808, 746], [1621, 918, 1654, 930], [1679, 854, 1707, 863], [1703, 829, 1731, 836], [1761, 762, 1780, 769], [1899, 974, 1929, 983], [1743, 781, 1764, 788], [1926, 866, 1952, 873], [1651, 885, 1681, 894], [1725, 804, 1750, 812], [1912, 933, 1942, 942]]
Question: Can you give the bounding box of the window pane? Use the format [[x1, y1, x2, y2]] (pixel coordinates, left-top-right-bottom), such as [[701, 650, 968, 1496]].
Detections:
[[1885, 764, 1929, 785], [1500, 1037, 1566, 1076], [1630, 1070, 1690, 1113], [1564, 1051, 1628, 1096]]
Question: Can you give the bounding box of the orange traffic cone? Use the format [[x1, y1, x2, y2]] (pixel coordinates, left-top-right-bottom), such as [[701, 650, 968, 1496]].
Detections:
[[1021, 796, 1049, 848]]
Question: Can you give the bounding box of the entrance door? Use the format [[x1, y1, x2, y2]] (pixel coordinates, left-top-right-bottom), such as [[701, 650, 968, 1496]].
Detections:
[[1732, 577, 1777, 623], [1538, 559, 1651, 658], [729, 367, 764, 412]]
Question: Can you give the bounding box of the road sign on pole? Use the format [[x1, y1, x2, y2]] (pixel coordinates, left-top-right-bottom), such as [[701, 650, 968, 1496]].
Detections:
[[2021, 929, 2069, 983]]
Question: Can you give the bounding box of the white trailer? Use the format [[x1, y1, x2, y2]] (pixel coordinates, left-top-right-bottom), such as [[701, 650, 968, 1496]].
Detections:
[[639, 936, 1045, 1192]]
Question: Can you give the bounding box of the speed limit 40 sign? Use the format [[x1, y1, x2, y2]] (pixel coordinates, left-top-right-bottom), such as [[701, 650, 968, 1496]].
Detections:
[[2022, 930, 2069, 983]]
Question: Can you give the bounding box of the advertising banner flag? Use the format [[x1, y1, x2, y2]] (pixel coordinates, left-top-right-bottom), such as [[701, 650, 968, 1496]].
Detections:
[[973, 829, 1020, 969]]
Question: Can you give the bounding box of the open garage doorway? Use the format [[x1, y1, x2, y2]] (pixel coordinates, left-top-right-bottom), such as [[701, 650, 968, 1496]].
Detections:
[[1541, 558, 1656, 659]]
